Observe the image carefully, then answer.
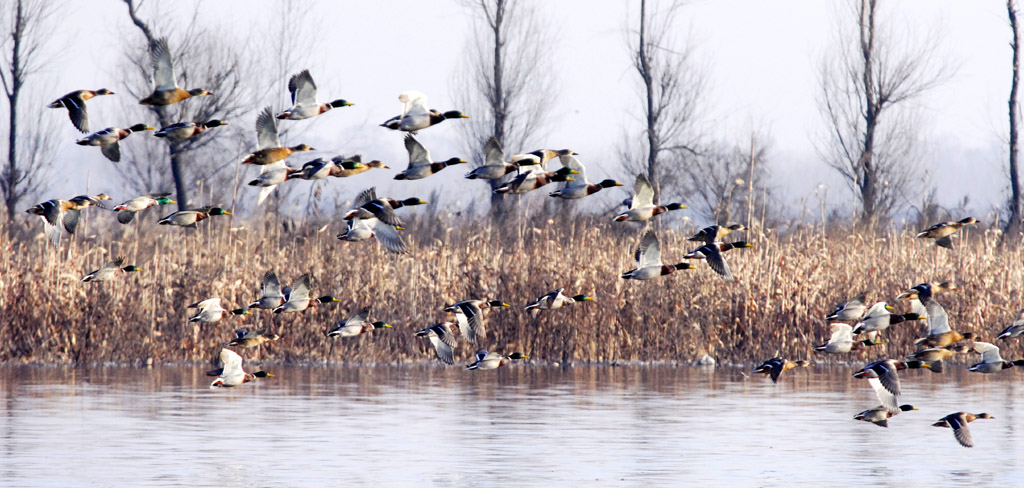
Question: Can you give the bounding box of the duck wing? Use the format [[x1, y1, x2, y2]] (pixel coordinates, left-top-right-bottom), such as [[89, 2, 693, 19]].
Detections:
[[558, 154, 588, 185], [945, 414, 974, 448], [919, 298, 951, 335], [288, 274, 312, 302], [869, 360, 902, 399], [703, 244, 734, 281], [483, 136, 504, 167], [829, 323, 853, 344], [219, 348, 244, 377], [973, 342, 1003, 363], [631, 174, 654, 209], [255, 107, 280, 150], [65, 96, 90, 133], [404, 134, 432, 168], [287, 69, 318, 106], [399, 90, 429, 119], [354, 187, 378, 207], [455, 302, 485, 345], [369, 219, 407, 254], [150, 38, 178, 90], [100, 141, 121, 162], [261, 271, 283, 299], [868, 377, 899, 414], [636, 229, 663, 269]]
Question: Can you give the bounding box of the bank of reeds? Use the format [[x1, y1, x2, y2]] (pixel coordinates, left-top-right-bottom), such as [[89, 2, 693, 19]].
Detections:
[[0, 211, 1021, 366]]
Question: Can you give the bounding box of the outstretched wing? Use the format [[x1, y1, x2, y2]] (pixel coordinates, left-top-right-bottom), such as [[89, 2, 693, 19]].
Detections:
[[483, 136, 504, 167], [150, 38, 177, 90], [829, 323, 853, 344], [636, 229, 662, 268], [219, 348, 244, 376], [631, 174, 654, 209], [354, 187, 378, 207], [399, 90, 429, 118], [370, 219, 407, 254], [868, 377, 899, 414], [558, 154, 587, 185], [262, 271, 283, 299], [100, 142, 121, 162], [704, 244, 734, 281], [288, 69, 318, 105], [255, 107, 280, 150], [404, 134, 432, 168], [973, 341, 1003, 364]]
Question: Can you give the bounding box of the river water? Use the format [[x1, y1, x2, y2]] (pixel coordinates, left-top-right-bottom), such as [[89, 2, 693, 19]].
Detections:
[[0, 364, 1021, 487]]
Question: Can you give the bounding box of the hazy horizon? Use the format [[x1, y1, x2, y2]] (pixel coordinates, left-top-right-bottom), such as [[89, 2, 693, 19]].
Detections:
[[9, 0, 1017, 224]]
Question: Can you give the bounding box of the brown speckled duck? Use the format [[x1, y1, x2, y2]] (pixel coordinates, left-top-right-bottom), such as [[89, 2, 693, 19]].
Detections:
[[138, 38, 212, 106]]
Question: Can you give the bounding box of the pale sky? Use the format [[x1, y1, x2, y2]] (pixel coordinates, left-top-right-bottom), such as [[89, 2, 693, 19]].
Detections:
[[22, 0, 1017, 221]]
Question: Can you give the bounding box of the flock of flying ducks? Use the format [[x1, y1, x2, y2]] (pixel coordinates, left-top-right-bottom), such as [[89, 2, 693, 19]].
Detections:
[[752, 255, 1024, 448], [28, 38, 1022, 447]]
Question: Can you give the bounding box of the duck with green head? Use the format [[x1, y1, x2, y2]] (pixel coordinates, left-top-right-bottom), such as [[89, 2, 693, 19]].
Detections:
[[154, 120, 228, 141], [466, 350, 529, 370], [326, 307, 392, 338], [114, 192, 176, 224], [157, 206, 230, 227], [81, 256, 141, 282], [272, 274, 340, 314], [443, 299, 510, 345], [525, 288, 595, 312]]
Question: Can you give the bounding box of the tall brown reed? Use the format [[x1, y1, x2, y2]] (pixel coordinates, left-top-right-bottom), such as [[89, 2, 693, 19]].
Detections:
[[0, 211, 1021, 366]]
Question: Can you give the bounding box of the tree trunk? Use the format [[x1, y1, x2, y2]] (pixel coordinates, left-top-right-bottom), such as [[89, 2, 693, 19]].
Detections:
[[486, 0, 511, 218], [858, 0, 878, 227], [1007, 0, 1023, 245], [3, 0, 25, 225], [123, 0, 190, 210], [639, 0, 660, 204]]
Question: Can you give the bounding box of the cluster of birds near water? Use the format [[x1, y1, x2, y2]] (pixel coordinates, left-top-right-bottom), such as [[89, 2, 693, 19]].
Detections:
[[26, 38, 1023, 446], [751, 242, 1024, 448]]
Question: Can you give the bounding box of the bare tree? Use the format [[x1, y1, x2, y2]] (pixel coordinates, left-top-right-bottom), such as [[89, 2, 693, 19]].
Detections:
[[454, 0, 557, 215], [680, 134, 771, 225], [119, 0, 251, 209], [1006, 0, 1022, 245], [0, 0, 56, 225], [817, 0, 947, 227], [624, 0, 706, 205]]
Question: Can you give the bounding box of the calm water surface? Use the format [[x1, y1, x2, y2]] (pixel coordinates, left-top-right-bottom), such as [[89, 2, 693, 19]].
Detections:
[[0, 364, 1021, 487]]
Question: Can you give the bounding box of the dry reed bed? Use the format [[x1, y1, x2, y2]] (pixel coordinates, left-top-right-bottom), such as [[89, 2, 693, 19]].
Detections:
[[0, 214, 1021, 366]]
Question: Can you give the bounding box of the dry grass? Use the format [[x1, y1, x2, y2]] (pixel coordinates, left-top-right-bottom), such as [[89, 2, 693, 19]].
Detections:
[[0, 211, 1021, 366]]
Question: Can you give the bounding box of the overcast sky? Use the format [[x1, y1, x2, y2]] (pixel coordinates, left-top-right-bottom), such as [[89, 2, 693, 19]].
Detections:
[[24, 0, 1016, 222]]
